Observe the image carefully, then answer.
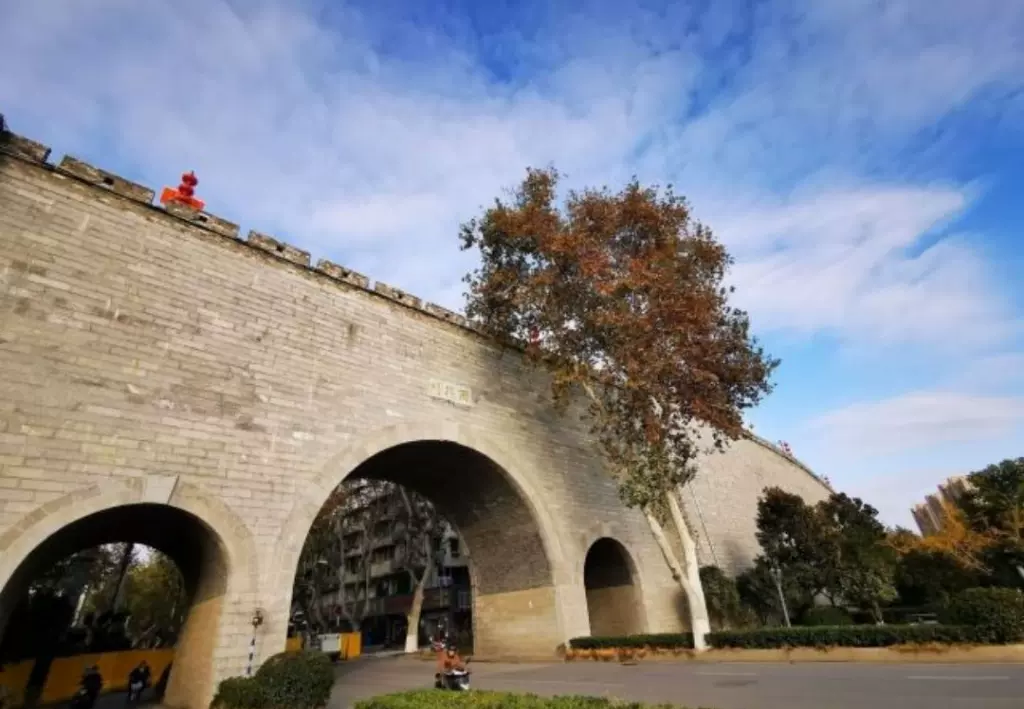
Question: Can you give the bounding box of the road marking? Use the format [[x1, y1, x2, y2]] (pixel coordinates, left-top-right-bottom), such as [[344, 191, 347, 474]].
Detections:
[[494, 678, 627, 688], [907, 675, 1009, 681], [698, 671, 759, 677]]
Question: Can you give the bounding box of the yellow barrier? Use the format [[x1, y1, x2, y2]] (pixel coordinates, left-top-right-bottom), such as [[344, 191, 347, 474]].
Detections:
[[285, 636, 303, 653], [0, 659, 35, 708], [315, 633, 360, 659], [40, 649, 175, 705], [341, 632, 361, 660]]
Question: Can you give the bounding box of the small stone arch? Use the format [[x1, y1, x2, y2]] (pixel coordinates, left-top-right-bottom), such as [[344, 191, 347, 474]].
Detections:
[[582, 537, 646, 637], [0, 476, 258, 709], [269, 418, 573, 659]]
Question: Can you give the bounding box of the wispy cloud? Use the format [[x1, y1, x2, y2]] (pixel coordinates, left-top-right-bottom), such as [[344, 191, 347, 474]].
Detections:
[[709, 184, 1023, 350], [805, 391, 1024, 457]]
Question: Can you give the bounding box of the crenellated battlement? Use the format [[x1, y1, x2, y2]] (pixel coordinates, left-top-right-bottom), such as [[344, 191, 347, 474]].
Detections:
[[0, 122, 827, 489], [0, 124, 480, 341]]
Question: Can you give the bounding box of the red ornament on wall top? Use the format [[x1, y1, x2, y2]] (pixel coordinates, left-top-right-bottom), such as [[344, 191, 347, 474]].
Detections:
[[160, 171, 205, 211]]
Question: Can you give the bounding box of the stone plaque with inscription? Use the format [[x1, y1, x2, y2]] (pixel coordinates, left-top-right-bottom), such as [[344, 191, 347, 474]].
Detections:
[[428, 378, 473, 407]]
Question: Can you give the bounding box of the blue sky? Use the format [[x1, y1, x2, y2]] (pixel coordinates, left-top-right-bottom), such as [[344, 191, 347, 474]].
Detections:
[[2, 0, 1023, 527]]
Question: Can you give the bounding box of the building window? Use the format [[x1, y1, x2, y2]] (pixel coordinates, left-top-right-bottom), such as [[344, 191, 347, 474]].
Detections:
[[449, 538, 460, 558]]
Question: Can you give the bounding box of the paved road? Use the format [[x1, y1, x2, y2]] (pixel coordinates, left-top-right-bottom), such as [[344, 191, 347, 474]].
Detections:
[[331, 656, 1024, 709]]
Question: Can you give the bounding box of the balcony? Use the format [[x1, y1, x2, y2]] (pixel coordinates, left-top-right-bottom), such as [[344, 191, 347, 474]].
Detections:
[[327, 586, 461, 619]]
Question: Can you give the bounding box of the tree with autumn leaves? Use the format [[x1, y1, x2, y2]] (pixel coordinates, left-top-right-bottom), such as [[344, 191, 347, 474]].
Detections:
[[892, 457, 1024, 593], [460, 168, 778, 649]]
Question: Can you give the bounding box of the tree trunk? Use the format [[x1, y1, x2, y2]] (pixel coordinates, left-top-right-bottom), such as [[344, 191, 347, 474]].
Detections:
[[871, 600, 884, 625], [642, 493, 710, 652], [404, 574, 428, 653], [666, 489, 711, 651], [110, 543, 135, 611]]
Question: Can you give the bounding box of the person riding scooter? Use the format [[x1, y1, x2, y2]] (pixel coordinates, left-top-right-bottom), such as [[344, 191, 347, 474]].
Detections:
[[435, 644, 470, 690], [431, 623, 450, 677], [71, 665, 103, 709], [126, 660, 151, 704]]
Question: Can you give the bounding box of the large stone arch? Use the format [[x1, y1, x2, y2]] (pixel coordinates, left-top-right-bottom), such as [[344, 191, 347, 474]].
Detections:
[[268, 419, 579, 659], [0, 475, 258, 709]]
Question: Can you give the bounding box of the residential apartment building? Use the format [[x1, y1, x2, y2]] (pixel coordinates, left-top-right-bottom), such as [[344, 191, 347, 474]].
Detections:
[[911, 475, 972, 536], [314, 482, 472, 649]]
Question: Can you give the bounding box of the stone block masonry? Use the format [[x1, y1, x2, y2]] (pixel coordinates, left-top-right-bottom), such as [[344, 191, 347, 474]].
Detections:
[[0, 126, 832, 709]]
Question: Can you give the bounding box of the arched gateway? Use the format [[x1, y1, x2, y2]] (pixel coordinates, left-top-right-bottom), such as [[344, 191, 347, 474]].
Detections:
[[0, 126, 832, 709], [268, 422, 576, 660]]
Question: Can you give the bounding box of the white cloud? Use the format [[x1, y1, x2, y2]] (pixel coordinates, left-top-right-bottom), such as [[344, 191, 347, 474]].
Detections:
[[0, 0, 1021, 352], [804, 391, 1024, 457], [709, 185, 1022, 350]]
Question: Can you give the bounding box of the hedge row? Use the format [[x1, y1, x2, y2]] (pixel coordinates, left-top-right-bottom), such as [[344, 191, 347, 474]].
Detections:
[[355, 691, 699, 709], [211, 651, 335, 709], [569, 589, 1024, 652], [706, 624, 988, 649], [569, 633, 694, 650], [569, 625, 1005, 652]]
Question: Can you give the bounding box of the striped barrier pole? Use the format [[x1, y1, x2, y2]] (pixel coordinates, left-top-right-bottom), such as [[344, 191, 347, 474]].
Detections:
[[247, 609, 265, 676], [246, 634, 256, 676]]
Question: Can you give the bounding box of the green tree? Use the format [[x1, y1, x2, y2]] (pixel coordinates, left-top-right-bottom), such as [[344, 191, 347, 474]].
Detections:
[[960, 458, 1024, 585], [460, 168, 778, 649], [123, 552, 187, 647], [961, 458, 1024, 540], [754, 487, 826, 614], [753, 488, 899, 620], [29, 546, 121, 600], [735, 558, 806, 626], [816, 493, 898, 621]]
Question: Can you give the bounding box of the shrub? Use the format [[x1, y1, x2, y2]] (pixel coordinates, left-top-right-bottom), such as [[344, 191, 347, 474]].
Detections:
[[568, 633, 694, 650], [355, 690, 697, 708], [700, 566, 757, 630], [799, 606, 854, 627], [941, 587, 1024, 643], [211, 677, 269, 709], [212, 651, 334, 709], [255, 651, 335, 709], [707, 624, 985, 649]]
